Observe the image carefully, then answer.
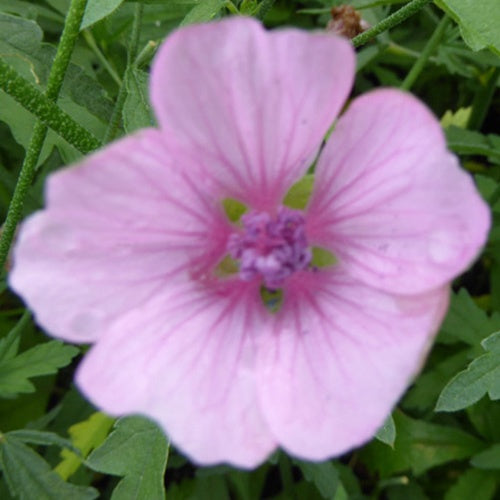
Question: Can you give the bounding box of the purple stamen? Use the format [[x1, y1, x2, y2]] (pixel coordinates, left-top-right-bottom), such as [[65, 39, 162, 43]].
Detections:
[[227, 207, 311, 289]]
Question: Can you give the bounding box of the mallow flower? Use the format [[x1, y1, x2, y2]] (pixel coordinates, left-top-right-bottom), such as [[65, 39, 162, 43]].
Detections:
[[10, 17, 489, 468]]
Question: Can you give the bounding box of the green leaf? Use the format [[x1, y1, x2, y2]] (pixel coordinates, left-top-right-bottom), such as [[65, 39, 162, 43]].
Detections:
[[82, 0, 126, 29], [444, 468, 497, 500], [46, 0, 126, 29], [440, 107, 472, 129], [435, 0, 500, 55], [471, 443, 500, 469], [360, 411, 485, 477], [404, 350, 470, 411], [0, 13, 113, 123], [0, 340, 79, 397], [445, 126, 500, 164], [0, 312, 30, 362], [123, 67, 154, 133], [7, 430, 74, 452], [86, 416, 169, 500], [296, 460, 340, 499], [180, 0, 225, 26], [54, 412, 114, 480], [375, 414, 396, 448], [436, 331, 500, 412], [437, 289, 500, 348], [0, 434, 97, 500]]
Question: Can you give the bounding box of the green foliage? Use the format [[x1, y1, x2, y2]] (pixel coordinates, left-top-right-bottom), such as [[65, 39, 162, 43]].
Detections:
[[436, 331, 500, 411], [361, 411, 485, 476], [295, 459, 340, 498], [123, 67, 154, 132], [86, 416, 169, 499], [0, 433, 98, 500], [0, 0, 499, 497], [180, 0, 226, 26], [0, 315, 79, 398], [55, 412, 115, 480], [375, 414, 396, 447], [435, 0, 500, 55]]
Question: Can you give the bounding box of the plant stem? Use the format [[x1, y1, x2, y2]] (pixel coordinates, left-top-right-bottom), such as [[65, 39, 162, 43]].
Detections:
[[225, 0, 239, 14], [0, 58, 100, 154], [468, 67, 500, 130], [400, 15, 450, 91], [256, 0, 276, 21], [0, 0, 89, 271], [102, 3, 144, 143], [82, 30, 122, 86], [352, 0, 432, 48]]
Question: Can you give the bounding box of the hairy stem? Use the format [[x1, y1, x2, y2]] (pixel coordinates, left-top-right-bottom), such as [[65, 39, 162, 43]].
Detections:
[[352, 0, 432, 48], [0, 59, 100, 154], [0, 0, 90, 271]]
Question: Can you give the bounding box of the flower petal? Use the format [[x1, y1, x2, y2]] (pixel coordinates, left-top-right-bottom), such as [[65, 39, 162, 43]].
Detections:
[[151, 17, 355, 210], [307, 89, 490, 294], [76, 280, 276, 468], [10, 129, 230, 342], [256, 270, 449, 460]]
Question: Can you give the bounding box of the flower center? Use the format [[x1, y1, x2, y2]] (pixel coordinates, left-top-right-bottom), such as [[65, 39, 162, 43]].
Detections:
[[227, 207, 311, 290]]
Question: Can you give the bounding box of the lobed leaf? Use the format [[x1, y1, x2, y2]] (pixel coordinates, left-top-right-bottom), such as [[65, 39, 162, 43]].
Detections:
[[0, 434, 97, 500], [86, 416, 169, 500], [0, 340, 79, 397]]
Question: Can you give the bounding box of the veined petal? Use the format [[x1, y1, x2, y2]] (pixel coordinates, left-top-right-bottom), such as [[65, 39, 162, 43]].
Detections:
[[256, 270, 449, 460], [307, 89, 490, 294], [76, 280, 277, 468], [10, 129, 230, 343], [151, 17, 355, 211]]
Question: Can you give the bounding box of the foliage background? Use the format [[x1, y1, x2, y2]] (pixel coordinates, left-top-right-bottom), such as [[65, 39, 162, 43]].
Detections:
[[0, 0, 499, 498]]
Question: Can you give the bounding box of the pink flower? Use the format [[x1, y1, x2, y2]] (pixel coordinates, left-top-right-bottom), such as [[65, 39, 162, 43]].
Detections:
[[10, 17, 489, 468]]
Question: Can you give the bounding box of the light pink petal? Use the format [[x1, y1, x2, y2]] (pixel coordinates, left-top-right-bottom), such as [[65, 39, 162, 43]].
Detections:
[[151, 17, 355, 210], [76, 280, 276, 468], [10, 129, 231, 343], [257, 270, 449, 460], [307, 89, 490, 294]]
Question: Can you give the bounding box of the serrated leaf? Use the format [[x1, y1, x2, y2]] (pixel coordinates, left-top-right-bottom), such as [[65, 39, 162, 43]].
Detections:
[[444, 468, 497, 500], [0, 341, 79, 397], [375, 414, 396, 448], [435, 0, 500, 55], [436, 331, 500, 412], [86, 416, 169, 500], [0, 434, 97, 500], [180, 0, 225, 26], [360, 411, 485, 477], [296, 460, 340, 499], [54, 412, 114, 480], [123, 67, 154, 133]]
